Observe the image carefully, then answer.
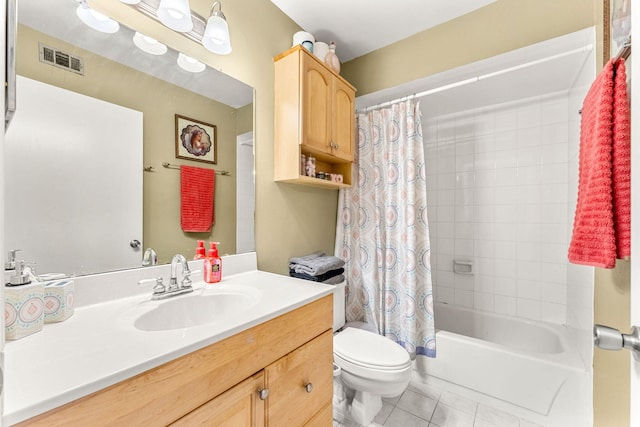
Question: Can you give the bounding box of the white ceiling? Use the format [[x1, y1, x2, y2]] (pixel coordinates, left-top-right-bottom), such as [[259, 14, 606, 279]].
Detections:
[[270, 0, 498, 62], [18, 0, 253, 109]]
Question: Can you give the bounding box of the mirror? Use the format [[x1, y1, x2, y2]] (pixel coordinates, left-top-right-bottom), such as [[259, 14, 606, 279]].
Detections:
[[6, 0, 255, 276]]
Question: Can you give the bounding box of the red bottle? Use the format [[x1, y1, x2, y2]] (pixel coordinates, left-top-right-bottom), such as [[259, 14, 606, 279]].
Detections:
[[204, 242, 222, 283], [194, 240, 206, 259]]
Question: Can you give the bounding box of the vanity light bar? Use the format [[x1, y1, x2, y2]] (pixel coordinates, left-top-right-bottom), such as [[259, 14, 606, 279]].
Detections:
[[125, 0, 207, 44]]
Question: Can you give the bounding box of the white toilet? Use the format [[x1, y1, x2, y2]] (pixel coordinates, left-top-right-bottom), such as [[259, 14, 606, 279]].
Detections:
[[331, 282, 412, 426]]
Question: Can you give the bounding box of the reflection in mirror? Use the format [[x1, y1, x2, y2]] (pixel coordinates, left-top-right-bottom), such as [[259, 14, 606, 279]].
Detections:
[[6, 0, 255, 277]]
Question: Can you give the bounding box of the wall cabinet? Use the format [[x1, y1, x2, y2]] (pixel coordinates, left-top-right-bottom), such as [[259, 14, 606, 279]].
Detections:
[[17, 295, 333, 426], [274, 45, 356, 189]]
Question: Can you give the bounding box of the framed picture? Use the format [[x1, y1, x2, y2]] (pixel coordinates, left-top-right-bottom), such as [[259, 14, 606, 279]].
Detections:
[[175, 114, 217, 164], [603, 0, 631, 62]]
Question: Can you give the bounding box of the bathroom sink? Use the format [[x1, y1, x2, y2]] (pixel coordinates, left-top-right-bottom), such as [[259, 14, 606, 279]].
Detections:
[[134, 286, 261, 332]]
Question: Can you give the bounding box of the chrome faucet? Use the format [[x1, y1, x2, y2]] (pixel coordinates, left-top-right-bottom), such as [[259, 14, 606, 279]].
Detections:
[[137, 254, 195, 300], [142, 248, 158, 266], [169, 254, 193, 291]]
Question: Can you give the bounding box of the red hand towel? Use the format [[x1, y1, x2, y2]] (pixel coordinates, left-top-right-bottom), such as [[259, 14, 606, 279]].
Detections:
[[568, 60, 616, 268], [180, 165, 215, 233], [568, 58, 631, 268], [611, 58, 631, 260]]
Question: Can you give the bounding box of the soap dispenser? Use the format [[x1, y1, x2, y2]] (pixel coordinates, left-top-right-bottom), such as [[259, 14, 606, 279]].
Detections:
[[194, 240, 206, 259], [204, 242, 222, 283], [5, 259, 45, 340]]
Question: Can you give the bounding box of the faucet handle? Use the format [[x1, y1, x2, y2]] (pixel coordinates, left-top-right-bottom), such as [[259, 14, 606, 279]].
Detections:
[[181, 270, 200, 289], [138, 277, 166, 296], [5, 249, 20, 270]]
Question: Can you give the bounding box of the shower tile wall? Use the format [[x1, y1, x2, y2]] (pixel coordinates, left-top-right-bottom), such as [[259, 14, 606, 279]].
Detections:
[[425, 91, 577, 325]]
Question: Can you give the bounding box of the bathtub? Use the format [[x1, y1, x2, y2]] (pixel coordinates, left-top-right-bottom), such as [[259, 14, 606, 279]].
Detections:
[[416, 303, 586, 415]]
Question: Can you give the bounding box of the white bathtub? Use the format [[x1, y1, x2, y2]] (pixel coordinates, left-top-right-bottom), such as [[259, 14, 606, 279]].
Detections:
[[416, 303, 586, 415]]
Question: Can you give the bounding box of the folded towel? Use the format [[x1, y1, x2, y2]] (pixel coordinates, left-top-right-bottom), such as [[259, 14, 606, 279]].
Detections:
[[288, 251, 325, 270], [322, 274, 345, 285], [568, 57, 631, 268], [180, 165, 215, 233], [289, 268, 344, 282], [291, 255, 345, 276], [611, 58, 631, 260]]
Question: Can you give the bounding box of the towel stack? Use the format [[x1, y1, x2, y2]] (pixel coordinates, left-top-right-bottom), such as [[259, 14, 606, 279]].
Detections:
[[289, 252, 345, 284]]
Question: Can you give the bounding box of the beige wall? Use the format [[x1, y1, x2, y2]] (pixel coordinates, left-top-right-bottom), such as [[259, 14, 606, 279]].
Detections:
[[236, 103, 254, 135], [17, 25, 240, 264]]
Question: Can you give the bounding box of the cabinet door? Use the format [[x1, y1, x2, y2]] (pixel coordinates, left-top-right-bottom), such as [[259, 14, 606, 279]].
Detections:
[[301, 54, 332, 154], [331, 77, 355, 161], [170, 372, 266, 427], [265, 330, 333, 426]]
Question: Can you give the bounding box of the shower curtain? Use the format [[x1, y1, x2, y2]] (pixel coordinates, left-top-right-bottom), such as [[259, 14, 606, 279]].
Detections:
[[335, 99, 436, 357]]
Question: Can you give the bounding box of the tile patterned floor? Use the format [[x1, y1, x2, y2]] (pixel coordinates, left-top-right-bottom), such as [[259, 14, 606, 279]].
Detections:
[[333, 373, 546, 427]]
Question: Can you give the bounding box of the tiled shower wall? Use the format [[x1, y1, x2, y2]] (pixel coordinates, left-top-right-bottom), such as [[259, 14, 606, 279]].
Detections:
[[424, 91, 582, 325]]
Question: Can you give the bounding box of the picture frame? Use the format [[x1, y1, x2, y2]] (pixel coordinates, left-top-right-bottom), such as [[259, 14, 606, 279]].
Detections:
[[603, 0, 631, 63], [175, 114, 217, 164]]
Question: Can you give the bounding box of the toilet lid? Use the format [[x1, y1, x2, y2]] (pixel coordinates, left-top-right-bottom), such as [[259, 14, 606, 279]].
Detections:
[[334, 327, 411, 370]]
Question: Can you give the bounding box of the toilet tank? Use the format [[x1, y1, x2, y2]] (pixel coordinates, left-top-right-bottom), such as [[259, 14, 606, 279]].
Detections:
[[333, 281, 346, 331]]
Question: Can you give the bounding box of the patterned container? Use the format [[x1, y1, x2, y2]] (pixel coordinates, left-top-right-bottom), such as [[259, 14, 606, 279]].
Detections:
[[44, 280, 75, 323], [5, 282, 44, 340]]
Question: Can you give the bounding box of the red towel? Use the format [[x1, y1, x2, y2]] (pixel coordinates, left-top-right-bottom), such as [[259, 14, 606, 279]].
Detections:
[[180, 165, 215, 232], [568, 58, 630, 268], [611, 59, 631, 260]]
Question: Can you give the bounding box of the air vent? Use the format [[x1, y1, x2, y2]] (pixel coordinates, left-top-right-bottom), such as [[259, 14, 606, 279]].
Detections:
[[39, 43, 84, 75]]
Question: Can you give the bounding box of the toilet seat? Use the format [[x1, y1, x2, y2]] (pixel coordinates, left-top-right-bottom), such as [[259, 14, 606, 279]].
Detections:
[[333, 327, 411, 377]]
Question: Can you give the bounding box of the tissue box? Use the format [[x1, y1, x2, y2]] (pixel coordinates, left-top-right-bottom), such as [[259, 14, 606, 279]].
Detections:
[[44, 280, 75, 323], [5, 282, 45, 340]]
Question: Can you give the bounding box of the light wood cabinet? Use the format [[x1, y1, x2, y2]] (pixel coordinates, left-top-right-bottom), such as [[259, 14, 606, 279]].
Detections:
[[274, 45, 356, 189], [171, 372, 266, 427], [265, 330, 333, 425], [17, 295, 333, 427]]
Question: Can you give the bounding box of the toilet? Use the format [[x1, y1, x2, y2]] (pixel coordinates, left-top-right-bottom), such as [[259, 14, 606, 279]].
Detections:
[[331, 282, 412, 426]]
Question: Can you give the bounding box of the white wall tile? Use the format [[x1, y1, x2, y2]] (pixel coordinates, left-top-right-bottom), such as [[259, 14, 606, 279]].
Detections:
[[474, 292, 494, 312], [541, 302, 566, 324], [494, 131, 517, 151], [425, 92, 575, 326], [454, 289, 475, 308], [494, 276, 517, 297], [494, 295, 517, 315], [517, 298, 541, 320]]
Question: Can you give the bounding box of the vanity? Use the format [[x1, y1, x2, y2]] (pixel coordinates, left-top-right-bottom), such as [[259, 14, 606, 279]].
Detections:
[[4, 253, 334, 426]]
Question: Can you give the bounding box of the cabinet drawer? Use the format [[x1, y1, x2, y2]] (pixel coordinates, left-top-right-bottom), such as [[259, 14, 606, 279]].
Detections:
[[265, 329, 333, 425]]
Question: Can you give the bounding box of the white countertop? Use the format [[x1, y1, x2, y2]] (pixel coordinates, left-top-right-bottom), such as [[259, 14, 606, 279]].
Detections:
[[3, 267, 333, 425]]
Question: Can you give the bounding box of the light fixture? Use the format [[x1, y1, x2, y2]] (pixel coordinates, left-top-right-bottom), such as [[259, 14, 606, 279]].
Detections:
[[75, 0, 120, 34], [119, 0, 141, 4], [202, 1, 231, 55], [133, 32, 168, 55], [177, 53, 205, 73], [157, 0, 194, 32]]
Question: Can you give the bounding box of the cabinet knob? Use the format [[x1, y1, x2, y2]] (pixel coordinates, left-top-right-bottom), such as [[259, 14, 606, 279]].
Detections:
[[304, 383, 313, 393], [258, 388, 269, 400]]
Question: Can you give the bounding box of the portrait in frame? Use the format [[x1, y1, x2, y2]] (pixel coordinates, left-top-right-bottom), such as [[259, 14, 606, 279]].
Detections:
[[175, 114, 217, 164]]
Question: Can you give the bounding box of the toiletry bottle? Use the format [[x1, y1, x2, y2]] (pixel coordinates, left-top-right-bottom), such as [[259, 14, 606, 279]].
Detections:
[[194, 240, 206, 259], [204, 242, 222, 283]]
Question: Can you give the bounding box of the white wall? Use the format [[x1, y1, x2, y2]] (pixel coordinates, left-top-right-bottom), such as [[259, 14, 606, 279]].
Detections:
[[425, 90, 588, 326], [236, 131, 255, 254], [5, 76, 143, 276], [566, 47, 595, 365]]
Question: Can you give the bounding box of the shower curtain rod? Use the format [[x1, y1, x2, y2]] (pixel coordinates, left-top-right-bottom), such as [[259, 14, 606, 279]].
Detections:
[[357, 44, 594, 113]]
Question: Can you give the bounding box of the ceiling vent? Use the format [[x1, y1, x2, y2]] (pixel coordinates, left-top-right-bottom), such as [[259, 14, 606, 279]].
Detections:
[[39, 43, 84, 75]]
